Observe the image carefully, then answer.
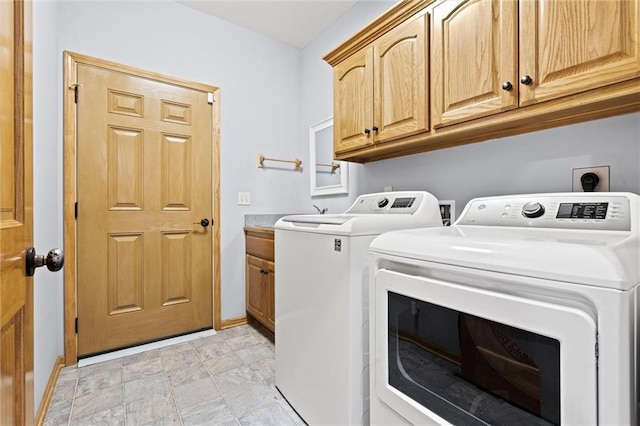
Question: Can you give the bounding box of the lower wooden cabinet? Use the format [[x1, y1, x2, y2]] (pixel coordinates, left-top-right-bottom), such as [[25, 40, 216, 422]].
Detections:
[[244, 227, 275, 332]]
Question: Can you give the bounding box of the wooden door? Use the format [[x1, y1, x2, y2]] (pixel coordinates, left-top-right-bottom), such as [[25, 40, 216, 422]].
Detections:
[[373, 13, 429, 143], [1, 0, 34, 423], [333, 47, 374, 155], [519, 0, 640, 106], [76, 64, 213, 356], [431, 0, 518, 128]]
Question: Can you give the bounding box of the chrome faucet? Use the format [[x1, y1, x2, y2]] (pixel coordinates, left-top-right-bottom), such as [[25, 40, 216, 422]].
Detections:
[[313, 205, 328, 214]]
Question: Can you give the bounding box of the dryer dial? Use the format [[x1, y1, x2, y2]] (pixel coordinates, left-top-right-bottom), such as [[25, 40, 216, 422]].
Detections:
[[377, 197, 389, 208]]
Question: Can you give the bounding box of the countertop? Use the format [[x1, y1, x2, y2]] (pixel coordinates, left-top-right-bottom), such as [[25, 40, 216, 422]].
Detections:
[[244, 213, 300, 229]]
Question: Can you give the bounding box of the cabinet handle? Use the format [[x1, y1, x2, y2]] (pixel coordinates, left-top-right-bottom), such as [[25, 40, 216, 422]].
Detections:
[[501, 81, 513, 91], [520, 75, 533, 85], [364, 128, 371, 135], [372, 125, 379, 132]]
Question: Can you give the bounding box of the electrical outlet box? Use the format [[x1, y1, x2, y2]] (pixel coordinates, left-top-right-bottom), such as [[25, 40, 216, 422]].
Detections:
[[572, 166, 610, 192], [383, 186, 393, 192], [238, 192, 251, 205]]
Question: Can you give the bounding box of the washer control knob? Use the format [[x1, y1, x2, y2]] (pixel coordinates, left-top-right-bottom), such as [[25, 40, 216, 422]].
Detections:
[[377, 197, 389, 208], [522, 201, 545, 218]]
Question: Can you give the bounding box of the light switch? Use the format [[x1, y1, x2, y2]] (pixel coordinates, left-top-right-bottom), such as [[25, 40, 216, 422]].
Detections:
[[238, 192, 251, 205]]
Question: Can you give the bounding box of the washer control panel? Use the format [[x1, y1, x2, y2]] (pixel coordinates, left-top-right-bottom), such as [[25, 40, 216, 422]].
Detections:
[[346, 192, 425, 214], [458, 194, 632, 231]]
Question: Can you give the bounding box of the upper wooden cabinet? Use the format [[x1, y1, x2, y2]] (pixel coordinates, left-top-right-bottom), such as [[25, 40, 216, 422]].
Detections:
[[333, 47, 374, 153], [332, 10, 429, 155], [519, 0, 640, 106], [431, 0, 518, 127], [325, 0, 639, 163], [432, 0, 640, 128]]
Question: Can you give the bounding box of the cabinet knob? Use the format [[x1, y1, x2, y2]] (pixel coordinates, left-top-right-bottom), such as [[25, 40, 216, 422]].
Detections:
[[364, 128, 371, 135], [372, 125, 379, 132], [520, 75, 533, 85], [501, 81, 513, 91]]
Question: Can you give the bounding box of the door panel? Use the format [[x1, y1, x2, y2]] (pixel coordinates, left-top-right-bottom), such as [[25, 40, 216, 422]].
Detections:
[[76, 64, 213, 356], [519, 0, 640, 105], [1, 0, 34, 423], [333, 47, 374, 154], [431, 0, 518, 128], [374, 13, 428, 142]]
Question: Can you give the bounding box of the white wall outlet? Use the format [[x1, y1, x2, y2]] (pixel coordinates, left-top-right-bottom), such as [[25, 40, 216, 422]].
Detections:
[[572, 166, 610, 192], [383, 186, 393, 192], [238, 192, 251, 205]]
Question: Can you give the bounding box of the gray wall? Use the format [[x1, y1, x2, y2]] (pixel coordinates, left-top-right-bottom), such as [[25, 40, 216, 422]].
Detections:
[[33, 0, 64, 412], [30, 0, 640, 412]]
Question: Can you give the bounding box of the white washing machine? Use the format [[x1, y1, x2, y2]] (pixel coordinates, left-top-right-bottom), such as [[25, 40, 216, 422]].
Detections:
[[369, 192, 640, 425], [275, 191, 443, 425]]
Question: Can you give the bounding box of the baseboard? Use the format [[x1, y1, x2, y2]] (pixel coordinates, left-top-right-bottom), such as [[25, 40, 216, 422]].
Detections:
[[220, 316, 249, 329], [35, 355, 65, 426]]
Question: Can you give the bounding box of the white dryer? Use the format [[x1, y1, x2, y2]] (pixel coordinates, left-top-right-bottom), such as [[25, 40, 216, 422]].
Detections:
[[275, 191, 443, 426], [369, 192, 640, 426]]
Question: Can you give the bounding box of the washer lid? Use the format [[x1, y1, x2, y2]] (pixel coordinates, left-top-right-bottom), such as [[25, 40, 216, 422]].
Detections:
[[276, 213, 442, 236], [275, 191, 444, 236], [280, 214, 356, 226], [370, 226, 640, 290]]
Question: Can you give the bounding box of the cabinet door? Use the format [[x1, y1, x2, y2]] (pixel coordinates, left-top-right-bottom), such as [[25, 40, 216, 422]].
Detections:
[[519, 0, 640, 106], [266, 261, 275, 332], [432, 0, 518, 128], [373, 13, 429, 142], [333, 47, 374, 155], [246, 255, 268, 321]]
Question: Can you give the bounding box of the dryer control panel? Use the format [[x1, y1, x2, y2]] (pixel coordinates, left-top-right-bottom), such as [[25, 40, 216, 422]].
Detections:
[[458, 193, 634, 231]]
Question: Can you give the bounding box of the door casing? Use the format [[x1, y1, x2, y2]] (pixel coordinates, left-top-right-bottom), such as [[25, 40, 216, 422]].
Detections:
[[63, 51, 222, 365]]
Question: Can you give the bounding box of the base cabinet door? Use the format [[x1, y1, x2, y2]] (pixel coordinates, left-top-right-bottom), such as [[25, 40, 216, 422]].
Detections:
[[246, 254, 268, 322], [266, 261, 275, 331]]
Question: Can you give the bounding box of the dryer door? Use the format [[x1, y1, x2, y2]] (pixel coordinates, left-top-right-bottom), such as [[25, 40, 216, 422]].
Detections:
[[372, 269, 598, 426]]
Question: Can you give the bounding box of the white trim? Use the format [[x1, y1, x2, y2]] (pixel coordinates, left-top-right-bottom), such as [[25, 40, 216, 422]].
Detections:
[[77, 329, 217, 367]]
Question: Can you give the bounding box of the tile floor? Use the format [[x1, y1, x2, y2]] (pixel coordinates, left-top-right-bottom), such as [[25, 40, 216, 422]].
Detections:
[[44, 324, 305, 425]]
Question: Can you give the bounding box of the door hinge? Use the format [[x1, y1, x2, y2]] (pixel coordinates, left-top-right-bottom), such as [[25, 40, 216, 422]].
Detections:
[[207, 92, 215, 104], [75, 317, 78, 334], [75, 202, 78, 219], [73, 84, 80, 104]]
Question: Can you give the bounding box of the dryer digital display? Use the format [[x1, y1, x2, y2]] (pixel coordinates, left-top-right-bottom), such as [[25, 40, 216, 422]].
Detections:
[[556, 202, 608, 219]]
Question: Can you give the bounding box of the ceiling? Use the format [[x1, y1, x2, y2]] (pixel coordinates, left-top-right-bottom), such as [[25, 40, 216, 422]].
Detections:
[[176, 0, 363, 48]]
